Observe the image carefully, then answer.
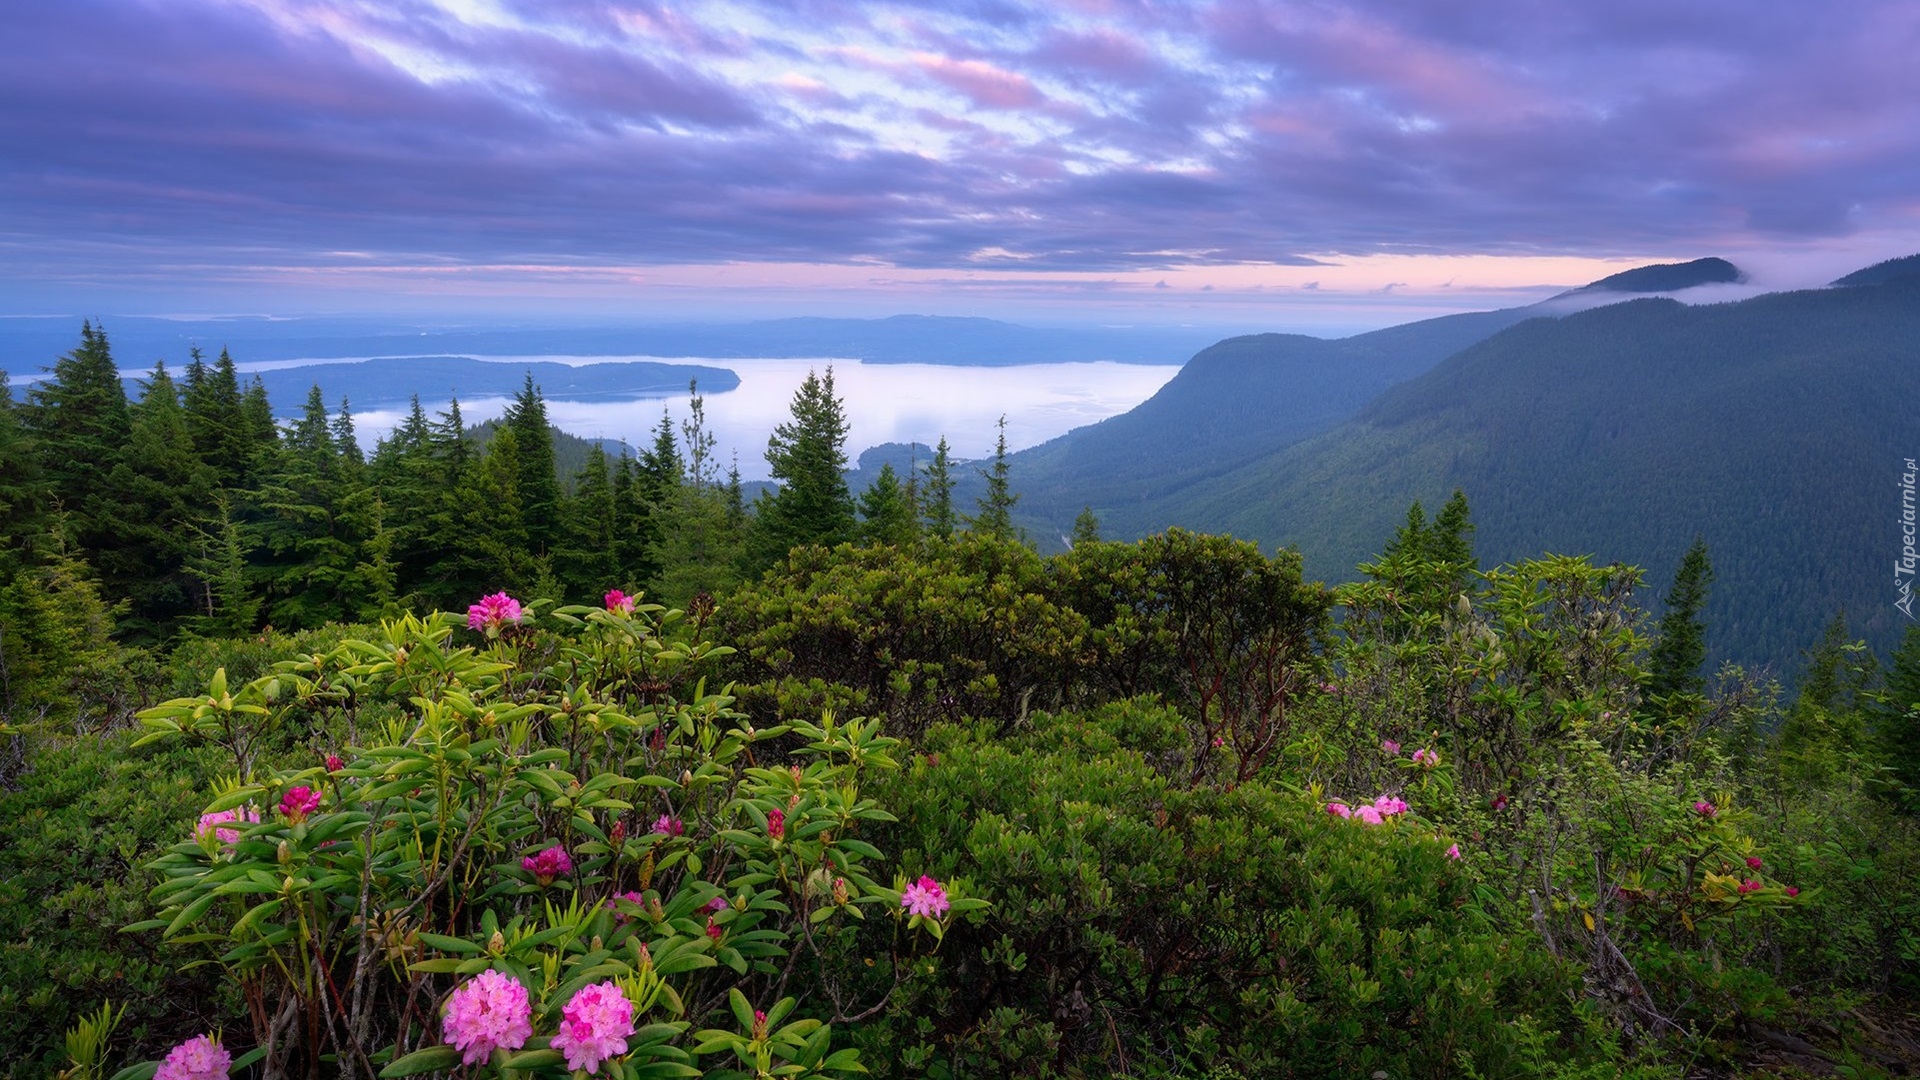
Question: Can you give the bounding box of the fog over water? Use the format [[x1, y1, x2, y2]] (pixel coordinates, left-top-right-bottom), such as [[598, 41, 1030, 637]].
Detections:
[[324, 355, 1181, 480]]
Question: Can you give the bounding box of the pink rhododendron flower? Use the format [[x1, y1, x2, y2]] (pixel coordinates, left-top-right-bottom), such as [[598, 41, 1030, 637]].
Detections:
[[1381, 739, 1401, 756], [1736, 879, 1762, 895], [703, 896, 731, 914], [1694, 800, 1717, 818], [195, 807, 260, 845], [752, 1008, 768, 1038], [604, 589, 635, 614], [466, 592, 525, 633], [1746, 855, 1763, 870], [706, 919, 723, 940], [522, 845, 573, 886], [1491, 793, 1509, 812], [279, 785, 322, 823], [651, 814, 683, 837], [551, 981, 636, 1073], [902, 874, 951, 918], [1372, 795, 1409, 816], [1786, 886, 1800, 898], [1354, 805, 1385, 825], [442, 969, 533, 1065], [156, 1034, 230, 1080], [606, 891, 644, 924], [1325, 801, 1352, 818], [325, 753, 344, 772], [766, 808, 785, 839], [1446, 843, 1462, 860], [1411, 747, 1439, 767]]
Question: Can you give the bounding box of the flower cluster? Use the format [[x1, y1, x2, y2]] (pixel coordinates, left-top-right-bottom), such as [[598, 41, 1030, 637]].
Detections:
[[1411, 747, 1440, 767], [902, 874, 950, 918], [279, 785, 322, 823], [467, 592, 525, 634], [194, 806, 260, 846], [604, 589, 636, 613], [1694, 800, 1717, 818], [1326, 794, 1410, 825], [651, 814, 684, 837], [551, 981, 636, 1073], [606, 891, 645, 924], [156, 1034, 230, 1080], [1381, 739, 1401, 755], [522, 845, 573, 886], [443, 969, 533, 1065], [766, 808, 785, 840]]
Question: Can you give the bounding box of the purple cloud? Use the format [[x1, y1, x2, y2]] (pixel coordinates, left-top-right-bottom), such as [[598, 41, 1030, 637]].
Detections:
[[1, 0, 1917, 310]]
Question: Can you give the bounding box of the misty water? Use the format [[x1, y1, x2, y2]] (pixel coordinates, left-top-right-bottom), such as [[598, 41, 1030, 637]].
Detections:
[[328, 356, 1180, 480]]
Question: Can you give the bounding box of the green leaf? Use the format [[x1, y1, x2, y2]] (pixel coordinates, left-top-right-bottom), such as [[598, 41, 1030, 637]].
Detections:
[[378, 1045, 462, 1076]]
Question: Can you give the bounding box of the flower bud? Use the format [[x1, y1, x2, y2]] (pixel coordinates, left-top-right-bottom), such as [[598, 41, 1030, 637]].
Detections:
[[488, 930, 506, 955], [832, 877, 850, 905], [276, 840, 292, 866]]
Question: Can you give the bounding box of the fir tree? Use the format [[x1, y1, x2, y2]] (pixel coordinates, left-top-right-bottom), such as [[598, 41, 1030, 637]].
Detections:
[[857, 463, 919, 547], [1071, 506, 1102, 547], [747, 367, 855, 570], [967, 415, 1021, 542], [0, 371, 44, 576], [503, 374, 560, 553], [1646, 536, 1715, 702], [922, 437, 957, 540], [26, 322, 131, 532]]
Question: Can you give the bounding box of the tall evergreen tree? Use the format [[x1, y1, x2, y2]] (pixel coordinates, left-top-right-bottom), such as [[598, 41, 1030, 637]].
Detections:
[[26, 322, 131, 529], [558, 443, 619, 598], [856, 463, 918, 547], [921, 437, 957, 540], [1873, 626, 1920, 809], [967, 415, 1021, 542], [332, 397, 365, 471], [183, 347, 250, 488], [503, 375, 560, 553], [0, 371, 45, 576], [1071, 505, 1102, 547], [747, 367, 855, 569], [101, 365, 213, 640], [1646, 536, 1715, 702]]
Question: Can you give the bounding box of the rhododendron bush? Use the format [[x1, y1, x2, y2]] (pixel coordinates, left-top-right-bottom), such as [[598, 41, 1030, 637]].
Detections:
[[114, 594, 982, 1078]]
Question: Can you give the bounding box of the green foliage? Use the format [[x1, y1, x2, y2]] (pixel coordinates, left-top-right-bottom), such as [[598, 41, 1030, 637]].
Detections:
[[721, 535, 1086, 739], [854, 703, 1604, 1079], [855, 464, 919, 548], [108, 597, 957, 1078], [965, 416, 1020, 543], [0, 730, 234, 1079], [747, 368, 856, 572], [1646, 536, 1714, 707], [918, 439, 956, 541]]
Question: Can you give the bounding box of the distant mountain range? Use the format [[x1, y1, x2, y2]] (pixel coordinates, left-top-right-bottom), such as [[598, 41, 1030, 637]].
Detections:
[[0, 313, 1216, 374], [240, 356, 738, 414], [1009, 255, 1920, 672]]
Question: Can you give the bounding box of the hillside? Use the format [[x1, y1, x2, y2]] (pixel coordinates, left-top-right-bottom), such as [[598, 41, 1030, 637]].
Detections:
[[1003, 307, 1543, 539], [1159, 270, 1920, 670], [1005, 258, 1755, 543]]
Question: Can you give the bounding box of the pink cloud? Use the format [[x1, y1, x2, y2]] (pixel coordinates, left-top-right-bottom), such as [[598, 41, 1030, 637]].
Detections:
[[912, 52, 1043, 110]]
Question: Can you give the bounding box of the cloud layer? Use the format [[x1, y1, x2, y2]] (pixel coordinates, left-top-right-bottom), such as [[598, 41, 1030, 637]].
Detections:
[[4, 0, 1918, 310]]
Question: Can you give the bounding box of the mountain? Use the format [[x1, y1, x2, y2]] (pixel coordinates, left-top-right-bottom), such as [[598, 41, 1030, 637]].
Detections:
[[1832, 253, 1920, 288], [1000, 264, 1752, 540], [1566, 256, 1744, 294], [236, 356, 738, 414], [0, 313, 1214, 374], [1136, 266, 1920, 671]]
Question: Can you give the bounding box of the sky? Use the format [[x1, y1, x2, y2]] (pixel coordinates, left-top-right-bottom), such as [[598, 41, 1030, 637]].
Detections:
[[5, 0, 1919, 330]]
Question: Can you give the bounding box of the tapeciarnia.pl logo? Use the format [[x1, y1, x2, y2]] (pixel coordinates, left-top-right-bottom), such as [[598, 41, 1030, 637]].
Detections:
[[1899, 457, 1917, 620]]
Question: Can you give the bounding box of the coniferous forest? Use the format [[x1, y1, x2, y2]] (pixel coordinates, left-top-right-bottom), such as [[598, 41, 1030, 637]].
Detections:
[[3, 325, 1919, 1079]]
